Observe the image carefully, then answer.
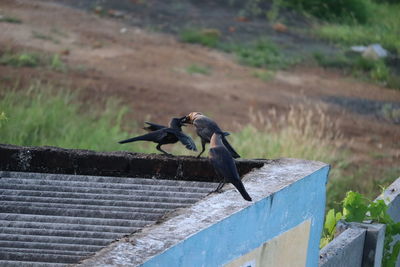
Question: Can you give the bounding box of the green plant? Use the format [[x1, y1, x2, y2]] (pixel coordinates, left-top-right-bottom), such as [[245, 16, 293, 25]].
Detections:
[[0, 51, 68, 71], [252, 70, 275, 81], [320, 208, 343, 248], [0, 82, 137, 152], [314, 52, 394, 87], [0, 52, 39, 67], [314, 3, 400, 54], [321, 191, 400, 266], [186, 64, 211, 75], [229, 0, 372, 23], [0, 111, 7, 127], [179, 28, 221, 47], [288, 0, 372, 23], [228, 38, 298, 70], [50, 54, 66, 71], [0, 15, 22, 24]]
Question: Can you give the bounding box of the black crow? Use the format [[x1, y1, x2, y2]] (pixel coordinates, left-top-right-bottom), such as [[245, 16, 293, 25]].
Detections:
[[183, 112, 240, 158], [118, 117, 197, 155], [209, 132, 251, 201]]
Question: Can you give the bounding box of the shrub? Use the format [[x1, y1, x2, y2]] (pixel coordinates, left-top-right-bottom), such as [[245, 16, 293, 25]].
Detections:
[[228, 38, 297, 69], [179, 28, 221, 48], [0, 52, 39, 67], [286, 0, 372, 23]]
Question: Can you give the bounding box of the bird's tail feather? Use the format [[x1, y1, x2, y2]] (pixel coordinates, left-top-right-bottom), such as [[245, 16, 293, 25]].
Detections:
[[118, 135, 150, 144], [232, 180, 252, 201], [221, 137, 240, 158]]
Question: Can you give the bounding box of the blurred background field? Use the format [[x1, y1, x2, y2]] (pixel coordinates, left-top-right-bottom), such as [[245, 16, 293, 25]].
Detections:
[[1, 0, 399, 209]]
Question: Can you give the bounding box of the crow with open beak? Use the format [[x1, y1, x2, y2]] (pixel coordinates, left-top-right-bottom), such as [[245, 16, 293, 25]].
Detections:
[[118, 116, 197, 156], [182, 112, 240, 159]]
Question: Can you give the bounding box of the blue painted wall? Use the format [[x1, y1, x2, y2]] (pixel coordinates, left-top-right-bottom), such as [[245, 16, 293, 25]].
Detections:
[[141, 165, 330, 267]]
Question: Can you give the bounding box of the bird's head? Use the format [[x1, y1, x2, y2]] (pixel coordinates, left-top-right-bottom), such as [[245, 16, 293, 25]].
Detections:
[[182, 112, 203, 124], [169, 116, 188, 129]]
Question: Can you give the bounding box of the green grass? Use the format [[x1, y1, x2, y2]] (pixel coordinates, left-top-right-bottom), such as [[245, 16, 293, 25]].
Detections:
[[225, 38, 299, 70], [0, 52, 40, 67], [179, 29, 298, 71], [313, 52, 400, 89], [312, 2, 400, 89], [314, 3, 400, 53], [186, 64, 212, 75], [252, 70, 275, 81], [0, 15, 22, 24], [0, 83, 135, 152], [0, 51, 67, 71], [179, 28, 221, 48]]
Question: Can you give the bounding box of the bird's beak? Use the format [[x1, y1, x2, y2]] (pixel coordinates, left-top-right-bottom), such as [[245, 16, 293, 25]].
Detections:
[[180, 115, 191, 124]]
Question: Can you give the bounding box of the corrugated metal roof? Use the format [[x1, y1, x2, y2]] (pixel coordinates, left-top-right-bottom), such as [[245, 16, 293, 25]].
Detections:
[[0, 171, 217, 266]]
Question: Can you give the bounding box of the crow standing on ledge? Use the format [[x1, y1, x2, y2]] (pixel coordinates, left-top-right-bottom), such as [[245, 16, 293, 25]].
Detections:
[[182, 112, 240, 159], [209, 132, 252, 201], [118, 117, 197, 156]]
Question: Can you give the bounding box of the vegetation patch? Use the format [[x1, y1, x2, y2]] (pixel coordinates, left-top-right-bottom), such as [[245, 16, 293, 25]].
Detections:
[[321, 191, 400, 266], [0, 15, 22, 24], [0, 52, 40, 67], [225, 38, 299, 70], [314, 52, 399, 89], [313, 2, 400, 53], [0, 50, 67, 71], [0, 82, 135, 152], [179, 28, 221, 48], [186, 64, 212, 75], [252, 69, 275, 81]]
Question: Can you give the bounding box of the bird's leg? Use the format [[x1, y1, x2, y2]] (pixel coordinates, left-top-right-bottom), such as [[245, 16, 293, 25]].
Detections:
[[196, 139, 206, 158], [214, 182, 225, 193], [156, 144, 173, 156]]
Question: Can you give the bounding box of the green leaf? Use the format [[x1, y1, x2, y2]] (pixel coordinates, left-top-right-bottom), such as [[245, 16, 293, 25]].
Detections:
[[320, 236, 331, 249], [368, 199, 387, 222], [342, 191, 368, 222], [335, 211, 343, 221], [324, 209, 337, 234]]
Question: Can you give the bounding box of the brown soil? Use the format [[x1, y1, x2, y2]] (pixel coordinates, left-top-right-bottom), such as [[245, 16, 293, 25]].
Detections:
[[0, 0, 399, 169]]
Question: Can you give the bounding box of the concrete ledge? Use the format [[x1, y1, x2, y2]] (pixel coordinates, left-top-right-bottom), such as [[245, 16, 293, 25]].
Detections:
[[320, 227, 366, 267], [0, 144, 265, 182]]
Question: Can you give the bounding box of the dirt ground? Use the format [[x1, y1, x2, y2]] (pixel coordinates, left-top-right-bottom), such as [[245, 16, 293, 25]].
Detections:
[[0, 0, 399, 169]]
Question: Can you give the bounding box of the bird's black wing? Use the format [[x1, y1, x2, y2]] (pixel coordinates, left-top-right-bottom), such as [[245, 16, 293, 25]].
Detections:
[[143, 121, 166, 132], [209, 147, 251, 201], [221, 137, 241, 159], [119, 129, 168, 144], [165, 129, 197, 151], [194, 117, 221, 142], [209, 147, 239, 181]]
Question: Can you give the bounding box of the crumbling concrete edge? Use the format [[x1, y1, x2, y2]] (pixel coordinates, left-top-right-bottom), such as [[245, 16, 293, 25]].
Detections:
[[320, 227, 366, 267], [0, 144, 265, 182]]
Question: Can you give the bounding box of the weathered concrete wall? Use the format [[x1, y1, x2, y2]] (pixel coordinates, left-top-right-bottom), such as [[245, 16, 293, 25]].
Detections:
[[0, 144, 264, 182], [78, 159, 330, 267], [379, 177, 400, 267], [320, 227, 366, 267]]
